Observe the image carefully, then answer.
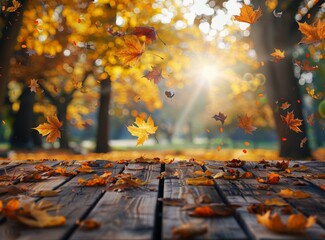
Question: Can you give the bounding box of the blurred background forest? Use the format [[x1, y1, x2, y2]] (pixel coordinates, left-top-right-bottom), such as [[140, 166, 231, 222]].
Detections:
[[0, 0, 324, 160]]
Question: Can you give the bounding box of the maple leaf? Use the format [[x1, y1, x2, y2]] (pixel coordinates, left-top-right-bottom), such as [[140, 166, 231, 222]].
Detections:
[[212, 112, 227, 125], [281, 111, 303, 133], [165, 90, 175, 98], [280, 102, 291, 110], [116, 36, 145, 66], [29, 79, 39, 93], [6, 0, 21, 12], [234, 4, 262, 24], [306, 85, 323, 100], [131, 26, 157, 43], [33, 115, 62, 143], [257, 211, 316, 233], [237, 114, 257, 134], [270, 49, 285, 62], [298, 20, 325, 44], [143, 66, 164, 84], [127, 115, 158, 145]]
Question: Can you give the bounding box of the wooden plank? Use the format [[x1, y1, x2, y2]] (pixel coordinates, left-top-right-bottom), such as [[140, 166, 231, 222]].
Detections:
[[69, 163, 161, 240], [0, 161, 22, 174], [0, 161, 124, 240], [206, 161, 325, 239], [162, 162, 246, 239]]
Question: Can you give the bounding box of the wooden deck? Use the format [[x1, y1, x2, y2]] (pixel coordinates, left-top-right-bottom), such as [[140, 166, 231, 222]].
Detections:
[[0, 159, 324, 239]]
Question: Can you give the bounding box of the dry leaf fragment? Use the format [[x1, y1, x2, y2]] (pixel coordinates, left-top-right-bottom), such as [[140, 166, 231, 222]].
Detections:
[[234, 4, 262, 24], [298, 20, 325, 44], [143, 66, 164, 84], [186, 177, 214, 186], [237, 114, 257, 134], [77, 219, 101, 230], [6, 0, 21, 12], [281, 111, 303, 133], [278, 189, 310, 199], [270, 49, 285, 62], [257, 210, 316, 233], [172, 223, 208, 238], [127, 116, 158, 145], [212, 112, 227, 125], [280, 102, 291, 110], [29, 79, 39, 93], [33, 115, 62, 143], [116, 36, 145, 66]]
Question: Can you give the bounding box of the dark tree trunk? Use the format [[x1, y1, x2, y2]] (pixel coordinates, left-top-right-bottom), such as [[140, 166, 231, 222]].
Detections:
[[96, 78, 111, 153], [251, 1, 312, 159], [57, 103, 69, 149], [10, 87, 35, 149], [0, 1, 26, 111]]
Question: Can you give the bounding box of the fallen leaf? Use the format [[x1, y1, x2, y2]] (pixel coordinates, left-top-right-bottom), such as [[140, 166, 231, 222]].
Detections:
[[298, 20, 325, 44], [237, 114, 257, 134], [33, 115, 62, 143], [234, 4, 262, 24], [225, 159, 246, 168], [77, 219, 101, 230], [278, 189, 311, 198], [270, 49, 285, 62], [292, 180, 307, 186], [127, 116, 158, 145], [143, 66, 164, 84], [257, 210, 316, 233], [189, 205, 235, 218], [264, 198, 288, 206], [281, 111, 303, 133], [247, 203, 272, 214], [158, 198, 187, 207], [281, 206, 293, 215], [274, 160, 290, 170], [186, 177, 214, 186], [172, 223, 207, 238], [33, 190, 59, 197], [212, 112, 227, 125], [116, 35, 145, 66]]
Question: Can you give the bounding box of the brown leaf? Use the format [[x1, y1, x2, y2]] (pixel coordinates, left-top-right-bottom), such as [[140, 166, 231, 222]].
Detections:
[[237, 114, 257, 134], [131, 26, 157, 43], [143, 66, 164, 84], [281, 111, 303, 133], [247, 203, 272, 214], [158, 198, 187, 207], [189, 205, 235, 218], [225, 159, 246, 168], [164, 91, 175, 98], [280, 102, 291, 110], [172, 223, 207, 238], [212, 112, 227, 125], [77, 219, 101, 230]]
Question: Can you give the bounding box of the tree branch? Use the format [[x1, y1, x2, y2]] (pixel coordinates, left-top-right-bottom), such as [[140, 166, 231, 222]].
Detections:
[[66, 70, 93, 103]]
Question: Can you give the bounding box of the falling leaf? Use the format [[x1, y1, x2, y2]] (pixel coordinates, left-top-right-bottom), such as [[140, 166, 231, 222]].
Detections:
[[234, 4, 262, 24], [77, 219, 101, 230], [29, 79, 39, 93], [237, 114, 257, 134], [307, 113, 314, 126], [280, 102, 291, 110], [300, 137, 308, 148], [33, 115, 62, 143], [127, 116, 158, 145], [278, 189, 311, 199], [270, 49, 285, 62], [130, 26, 157, 43], [298, 20, 325, 44], [273, 10, 283, 18], [306, 85, 323, 100], [172, 223, 208, 238], [165, 91, 175, 98], [212, 112, 227, 125], [6, 0, 20, 12], [294, 60, 319, 71], [257, 211, 316, 233], [264, 198, 288, 206], [143, 66, 164, 84], [116, 36, 145, 66], [281, 111, 303, 133], [186, 177, 214, 186]]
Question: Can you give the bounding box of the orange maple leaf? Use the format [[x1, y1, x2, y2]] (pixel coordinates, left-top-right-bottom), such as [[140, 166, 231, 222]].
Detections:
[[281, 111, 303, 133], [116, 35, 145, 66], [270, 49, 285, 62], [234, 4, 262, 24], [298, 20, 325, 44], [29, 79, 39, 93], [143, 66, 164, 84], [237, 114, 257, 134], [33, 115, 62, 143]]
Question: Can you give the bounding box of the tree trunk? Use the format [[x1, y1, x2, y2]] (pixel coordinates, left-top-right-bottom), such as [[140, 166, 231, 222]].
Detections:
[[10, 87, 35, 149], [0, 1, 26, 111], [57, 103, 69, 149], [96, 78, 111, 153], [251, 2, 312, 159]]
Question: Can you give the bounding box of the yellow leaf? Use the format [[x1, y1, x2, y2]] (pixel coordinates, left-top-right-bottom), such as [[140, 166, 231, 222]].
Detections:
[[33, 115, 62, 143], [298, 20, 325, 44], [116, 35, 145, 66], [186, 177, 214, 186], [278, 189, 311, 199], [270, 49, 285, 62], [234, 4, 262, 24], [257, 210, 316, 233], [264, 198, 288, 206], [6, 0, 20, 12], [127, 115, 158, 145]]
